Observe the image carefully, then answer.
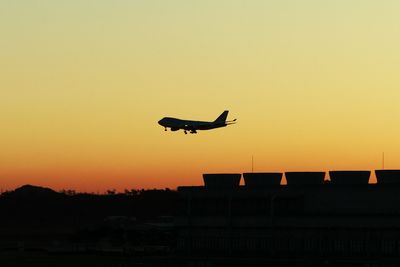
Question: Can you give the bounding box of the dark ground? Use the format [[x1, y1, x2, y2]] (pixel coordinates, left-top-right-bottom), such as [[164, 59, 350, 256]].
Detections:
[[0, 185, 177, 266]]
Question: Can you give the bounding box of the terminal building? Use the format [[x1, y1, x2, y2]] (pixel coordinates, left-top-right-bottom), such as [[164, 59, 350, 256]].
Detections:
[[175, 170, 400, 265]]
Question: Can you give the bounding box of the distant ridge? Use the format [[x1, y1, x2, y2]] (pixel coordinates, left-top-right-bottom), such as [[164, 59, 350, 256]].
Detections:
[[8, 184, 62, 199]]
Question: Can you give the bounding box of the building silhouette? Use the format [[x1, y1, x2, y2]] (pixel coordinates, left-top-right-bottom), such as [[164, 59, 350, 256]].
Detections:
[[175, 170, 400, 266]]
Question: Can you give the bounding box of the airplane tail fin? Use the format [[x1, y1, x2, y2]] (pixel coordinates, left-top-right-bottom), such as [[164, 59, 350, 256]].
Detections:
[[214, 110, 229, 123]]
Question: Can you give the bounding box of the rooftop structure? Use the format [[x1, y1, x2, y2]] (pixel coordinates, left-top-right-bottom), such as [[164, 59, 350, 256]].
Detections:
[[242, 172, 282, 187], [285, 171, 325, 185], [329, 170, 370, 185], [202, 173, 241, 189], [375, 169, 400, 184]]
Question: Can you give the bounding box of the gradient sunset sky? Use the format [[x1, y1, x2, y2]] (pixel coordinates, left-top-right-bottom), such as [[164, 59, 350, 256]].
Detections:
[[2, 1, 400, 192]]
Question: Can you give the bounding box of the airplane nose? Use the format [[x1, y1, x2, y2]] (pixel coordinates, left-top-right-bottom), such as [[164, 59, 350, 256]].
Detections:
[[158, 119, 164, 125]]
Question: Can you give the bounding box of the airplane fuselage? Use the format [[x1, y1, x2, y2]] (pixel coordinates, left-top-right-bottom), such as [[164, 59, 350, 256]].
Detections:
[[158, 118, 226, 131], [158, 110, 235, 134]]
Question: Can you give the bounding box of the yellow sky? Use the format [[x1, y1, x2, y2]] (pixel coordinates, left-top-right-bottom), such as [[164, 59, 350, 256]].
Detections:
[[1, 1, 400, 191]]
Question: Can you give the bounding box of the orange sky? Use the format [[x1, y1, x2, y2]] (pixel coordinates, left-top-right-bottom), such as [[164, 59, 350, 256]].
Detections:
[[2, 1, 400, 192]]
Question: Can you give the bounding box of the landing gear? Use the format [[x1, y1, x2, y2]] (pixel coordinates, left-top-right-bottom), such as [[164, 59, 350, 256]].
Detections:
[[184, 130, 187, 134], [164, 127, 167, 131]]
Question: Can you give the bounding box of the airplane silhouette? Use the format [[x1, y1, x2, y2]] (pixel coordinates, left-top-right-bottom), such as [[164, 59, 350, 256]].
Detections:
[[158, 110, 236, 134]]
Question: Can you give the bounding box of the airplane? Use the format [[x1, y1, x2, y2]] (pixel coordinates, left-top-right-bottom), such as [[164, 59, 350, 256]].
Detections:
[[158, 110, 236, 134]]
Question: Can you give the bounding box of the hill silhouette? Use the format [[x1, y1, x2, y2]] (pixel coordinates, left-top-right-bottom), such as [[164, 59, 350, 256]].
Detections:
[[7, 184, 63, 199], [0, 184, 178, 222]]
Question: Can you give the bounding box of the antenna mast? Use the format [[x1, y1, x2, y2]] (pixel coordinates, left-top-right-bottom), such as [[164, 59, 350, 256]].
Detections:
[[252, 155, 254, 173], [382, 152, 385, 170]]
